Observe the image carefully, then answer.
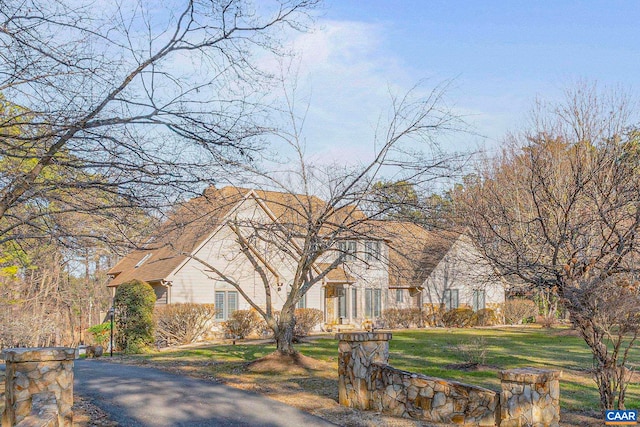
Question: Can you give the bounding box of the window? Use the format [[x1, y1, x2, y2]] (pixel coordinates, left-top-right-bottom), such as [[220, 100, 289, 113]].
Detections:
[[297, 293, 307, 309], [364, 241, 381, 261], [352, 288, 358, 318], [134, 253, 152, 268], [215, 290, 238, 320], [472, 290, 486, 311], [443, 289, 459, 310], [337, 287, 347, 318], [289, 291, 307, 309], [338, 241, 357, 262], [396, 289, 404, 303], [365, 288, 382, 318]]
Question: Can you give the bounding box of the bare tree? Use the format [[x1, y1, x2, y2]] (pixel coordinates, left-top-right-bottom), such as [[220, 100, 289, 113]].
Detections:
[[0, 0, 320, 349], [167, 79, 468, 355], [0, 0, 319, 248], [459, 83, 640, 410]]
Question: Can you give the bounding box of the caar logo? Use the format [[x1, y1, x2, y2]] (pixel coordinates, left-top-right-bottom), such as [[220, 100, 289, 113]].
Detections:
[[605, 410, 638, 425]]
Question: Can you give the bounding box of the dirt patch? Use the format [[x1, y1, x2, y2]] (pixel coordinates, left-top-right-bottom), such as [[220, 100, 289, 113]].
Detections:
[[554, 328, 581, 337], [72, 395, 118, 427], [443, 362, 480, 371], [246, 351, 332, 375], [561, 409, 602, 426]]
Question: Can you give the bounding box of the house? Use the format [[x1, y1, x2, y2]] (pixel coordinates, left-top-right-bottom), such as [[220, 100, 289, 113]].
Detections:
[[370, 221, 505, 315], [107, 186, 504, 328]]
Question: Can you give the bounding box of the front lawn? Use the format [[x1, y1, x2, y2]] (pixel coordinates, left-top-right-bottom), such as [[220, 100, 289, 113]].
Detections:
[[115, 326, 639, 425]]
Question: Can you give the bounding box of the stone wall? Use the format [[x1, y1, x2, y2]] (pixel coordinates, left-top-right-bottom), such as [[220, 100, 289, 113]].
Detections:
[[336, 332, 561, 427], [2, 348, 75, 427], [369, 364, 499, 426], [337, 332, 390, 409], [15, 392, 59, 427], [500, 368, 561, 427], [0, 369, 5, 418]]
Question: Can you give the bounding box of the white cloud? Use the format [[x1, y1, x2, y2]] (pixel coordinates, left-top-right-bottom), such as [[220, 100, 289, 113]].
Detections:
[[271, 20, 420, 164]]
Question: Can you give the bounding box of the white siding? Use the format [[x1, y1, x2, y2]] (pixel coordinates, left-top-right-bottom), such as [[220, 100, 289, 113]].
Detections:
[[421, 236, 505, 310]]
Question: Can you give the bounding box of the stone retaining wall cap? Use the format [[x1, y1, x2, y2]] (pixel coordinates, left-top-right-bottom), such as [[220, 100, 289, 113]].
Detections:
[[335, 332, 392, 342], [500, 367, 561, 382], [2, 347, 76, 362]]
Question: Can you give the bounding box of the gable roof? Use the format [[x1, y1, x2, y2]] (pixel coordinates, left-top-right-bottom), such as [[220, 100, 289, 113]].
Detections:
[[108, 186, 368, 287], [107, 186, 248, 286], [108, 185, 461, 290], [368, 220, 461, 289]]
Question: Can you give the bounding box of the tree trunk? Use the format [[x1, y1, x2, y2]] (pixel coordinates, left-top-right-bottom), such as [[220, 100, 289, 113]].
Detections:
[[274, 306, 297, 355], [571, 310, 623, 410]]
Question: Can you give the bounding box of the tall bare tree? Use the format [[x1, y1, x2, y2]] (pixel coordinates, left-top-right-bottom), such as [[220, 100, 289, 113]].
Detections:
[[459, 83, 640, 410], [0, 0, 319, 248], [0, 0, 319, 349], [171, 80, 468, 355]]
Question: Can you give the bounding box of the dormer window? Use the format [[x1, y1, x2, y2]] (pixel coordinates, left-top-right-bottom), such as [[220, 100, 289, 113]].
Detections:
[[135, 253, 152, 268]]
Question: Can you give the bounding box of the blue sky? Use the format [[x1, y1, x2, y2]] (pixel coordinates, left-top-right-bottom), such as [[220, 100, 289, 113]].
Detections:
[[286, 1, 640, 158]]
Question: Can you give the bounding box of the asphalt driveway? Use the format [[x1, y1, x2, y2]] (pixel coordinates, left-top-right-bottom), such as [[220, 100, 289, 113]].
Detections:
[[74, 359, 335, 427]]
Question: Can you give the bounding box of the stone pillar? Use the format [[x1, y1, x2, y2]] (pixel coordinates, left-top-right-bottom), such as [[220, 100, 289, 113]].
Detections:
[[336, 332, 391, 410], [500, 368, 561, 427], [0, 369, 5, 421], [2, 347, 75, 427]]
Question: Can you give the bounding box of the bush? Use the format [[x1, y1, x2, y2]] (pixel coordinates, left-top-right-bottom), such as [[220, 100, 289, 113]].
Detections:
[[294, 308, 323, 337], [536, 314, 557, 328], [222, 310, 259, 339], [451, 337, 487, 366], [382, 308, 425, 329], [154, 303, 216, 347], [442, 308, 475, 328], [382, 308, 402, 329], [503, 299, 538, 325], [113, 279, 156, 354], [87, 322, 111, 347], [255, 316, 272, 338], [424, 306, 446, 327], [471, 308, 500, 326]]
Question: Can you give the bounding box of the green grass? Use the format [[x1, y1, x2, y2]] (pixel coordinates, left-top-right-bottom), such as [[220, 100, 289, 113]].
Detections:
[[375, 327, 636, 411], [127, 326, 640, 412]]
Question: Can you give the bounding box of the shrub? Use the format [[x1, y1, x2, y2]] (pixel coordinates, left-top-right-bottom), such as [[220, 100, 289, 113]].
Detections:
[[382, 308, 425, 329], [471, 308, 500, 326], [503, 299, 538, 325], [222, 310, 259, 339], [442, 308, 475, 328], [451, 337, 487, 366], [536, 314, 557, 329], [87, 322, 111, 347], [382, 308, 402, 329], [154, 303, 216, 347], [424, 306, 446, 327], [113, 279, 156, 354], [408, 308, 426, 327], [294, 308, 323, 337], [255, 316, 273, 337]]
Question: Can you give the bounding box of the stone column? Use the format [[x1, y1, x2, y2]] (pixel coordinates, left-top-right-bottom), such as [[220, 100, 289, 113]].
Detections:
[[0, 369, 5, 421], [500, 368, 561, 427], [2, 347, 75, 427], [336, 332, 392, 410]]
